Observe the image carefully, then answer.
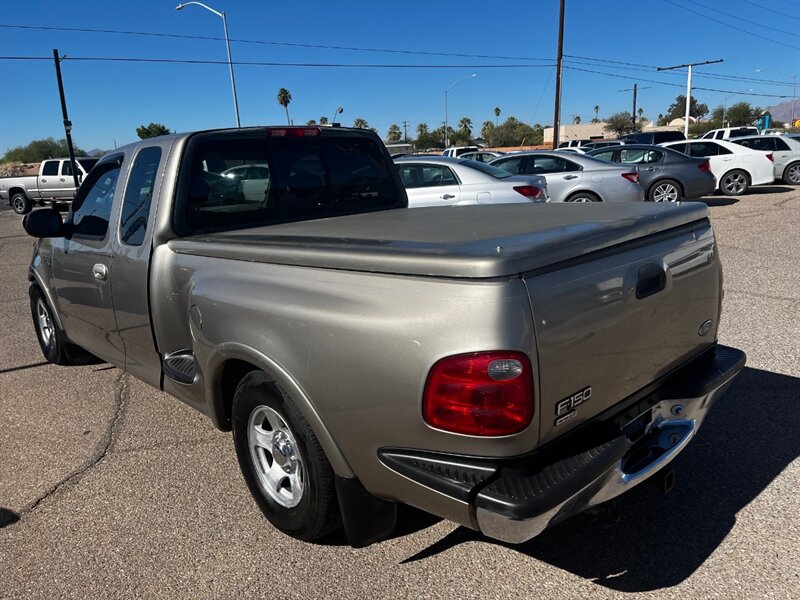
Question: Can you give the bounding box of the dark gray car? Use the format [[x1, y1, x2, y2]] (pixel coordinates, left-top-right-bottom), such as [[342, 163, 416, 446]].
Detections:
[[587, 144, 716, 202]]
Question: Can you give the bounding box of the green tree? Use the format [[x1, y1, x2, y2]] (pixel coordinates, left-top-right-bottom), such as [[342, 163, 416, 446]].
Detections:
[[605, 112, 637, 136], [352, 118, 369, 129], [490, 117, 543, 147], [573, 115, 581, 125], [416, 123, 429, 136], [319, 116, 329, 125], [276, 88, 292, 125], [458, 117, 473, 137], [386, 124, 402, 143], [665, 94, 709, 122], [637, 108, 644, 127], [136, 122, 172, 139], [725, 102, 761, 127], [593, 105, 600, 123], [2, 137, 86, 163], [306, 119, 317, 125], [494, 107, 501, 126], [481, 120, 494, 143]]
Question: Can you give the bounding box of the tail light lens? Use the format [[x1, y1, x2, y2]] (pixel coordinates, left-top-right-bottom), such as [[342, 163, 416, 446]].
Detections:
[[267, 127, 321, 137], [621, 172, 639, 184], [513, 185, 545, 200], [698, 160, 711, 172], [422, 351, 534, 436], [765, 153, 774, 162]]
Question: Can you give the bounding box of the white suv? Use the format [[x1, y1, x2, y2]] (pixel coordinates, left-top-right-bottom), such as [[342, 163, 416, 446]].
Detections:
[[442, 146, 479, 158]]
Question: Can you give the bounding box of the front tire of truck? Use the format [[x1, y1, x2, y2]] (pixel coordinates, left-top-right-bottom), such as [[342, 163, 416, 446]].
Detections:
[[11, 192, 32, 215], [232, 371, 340, 541], [29, 285, 93, 366]]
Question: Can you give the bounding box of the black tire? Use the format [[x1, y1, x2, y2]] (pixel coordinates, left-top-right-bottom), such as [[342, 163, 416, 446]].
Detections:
[[783, 162, 800, 185], [719, 170, 750, 196], [29, 285, 92, 366], [232, 371, 340, 541], [11, 192, 32, 215], [648, 179, 682, 202], [565, 191, 600, 203]]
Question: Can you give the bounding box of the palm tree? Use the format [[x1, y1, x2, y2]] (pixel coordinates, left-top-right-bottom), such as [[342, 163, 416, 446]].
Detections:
[[319, 116, 329, 125], [494, 107, 501, 126], [481, 120, 494, 145], [638, 107, 644, 125], [416, 122, 429, 136], [573, 115, 581, 125], [386, 124, 402, 143], [353, 118, 369, 129], [459, 117, 472, 137], [594, 105, 600, 122], [276, 88, 292, 125], [306, 119, 317, 126]]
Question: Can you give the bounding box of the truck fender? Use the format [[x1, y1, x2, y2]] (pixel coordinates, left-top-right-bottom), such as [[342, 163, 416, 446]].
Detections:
[[205, 342, 354, 478], [28, 268, 64, 331]]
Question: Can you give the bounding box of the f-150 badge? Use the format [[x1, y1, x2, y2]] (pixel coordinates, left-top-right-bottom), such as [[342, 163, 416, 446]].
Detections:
[[555, 386, 592, 426]]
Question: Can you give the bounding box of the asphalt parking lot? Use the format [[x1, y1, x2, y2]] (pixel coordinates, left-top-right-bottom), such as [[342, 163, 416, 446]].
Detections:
[[1, 189, 798, 600]]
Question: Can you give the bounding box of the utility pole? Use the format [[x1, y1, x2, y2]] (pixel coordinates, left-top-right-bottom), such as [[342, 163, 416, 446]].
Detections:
[[52, 49, 80, 188], [402, 120, 409, 143], [552, 0, 565, 149], [619, 84, 651, 130], [658, 59, 723, 137]]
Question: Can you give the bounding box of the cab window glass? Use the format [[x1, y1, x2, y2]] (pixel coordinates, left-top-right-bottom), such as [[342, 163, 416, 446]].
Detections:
[[61, 161, 74, 176], [120, 147, 162, 246], [493, 156, 522, 174], [42, 161, 59, 176], [69, 160, 122, 239], [774, 138, 791, 151]]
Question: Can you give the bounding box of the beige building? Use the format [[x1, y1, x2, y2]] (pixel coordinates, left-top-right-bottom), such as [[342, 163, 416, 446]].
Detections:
[[543, 122, 612, 144]]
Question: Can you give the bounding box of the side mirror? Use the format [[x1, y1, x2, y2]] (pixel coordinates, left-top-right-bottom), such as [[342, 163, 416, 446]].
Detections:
[[22, 208, 67, 238]]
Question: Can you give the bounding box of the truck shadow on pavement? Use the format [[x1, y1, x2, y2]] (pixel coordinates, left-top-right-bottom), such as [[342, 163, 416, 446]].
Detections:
[[402, 366, 800, 592]]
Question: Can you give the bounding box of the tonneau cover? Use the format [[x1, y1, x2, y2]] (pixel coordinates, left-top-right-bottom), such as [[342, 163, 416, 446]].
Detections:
[[169, 203, 709, 278]]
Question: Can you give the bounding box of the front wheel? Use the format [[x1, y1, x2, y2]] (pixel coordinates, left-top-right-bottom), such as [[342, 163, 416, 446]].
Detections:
[[11, 192, 32, 215], [565, 191, 600, 203], [29, 285, 86, 365], [719, 170, 750, 196], [783, 162, 800, 185], [648, 179, 682, 202], [232, 371, 340, 541]]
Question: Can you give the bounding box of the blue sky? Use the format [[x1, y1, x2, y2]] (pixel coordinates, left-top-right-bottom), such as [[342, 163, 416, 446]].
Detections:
[[1, 0, 798, 154]]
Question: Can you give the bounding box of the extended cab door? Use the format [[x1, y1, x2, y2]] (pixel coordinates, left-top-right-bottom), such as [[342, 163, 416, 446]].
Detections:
[[36, 160, 61, 199], [57, 160, 82, 199], [109, 144, 169, 387], [51, 154, 126, 366]]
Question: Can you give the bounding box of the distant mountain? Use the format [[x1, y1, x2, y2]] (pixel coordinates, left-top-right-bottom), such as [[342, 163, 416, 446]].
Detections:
[[765, 99, 800, 124], [86, 148, 106, 157]]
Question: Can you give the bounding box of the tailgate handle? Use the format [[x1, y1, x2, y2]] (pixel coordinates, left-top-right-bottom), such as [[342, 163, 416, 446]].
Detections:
[[636, 263, 666, 299]]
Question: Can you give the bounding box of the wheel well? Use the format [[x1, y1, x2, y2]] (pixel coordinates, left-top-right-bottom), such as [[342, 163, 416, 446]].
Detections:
[[566, 190, 600, 202], [218, 359, 261, 430], [721, 169, 749, 182], [9, 187, 27, 198]]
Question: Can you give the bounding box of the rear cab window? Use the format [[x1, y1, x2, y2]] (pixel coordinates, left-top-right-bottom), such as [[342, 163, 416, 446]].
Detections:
[[175, 130, 403, 235]]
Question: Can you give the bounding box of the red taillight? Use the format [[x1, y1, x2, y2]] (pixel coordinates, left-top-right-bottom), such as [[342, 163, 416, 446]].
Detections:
[[422, 351, 534, 436], [621, 172, 639, 184], [698, 160, 711, 172], [266, 127, 321, 137], [512, 185, 544, 200], [765, 153, 774, 162]]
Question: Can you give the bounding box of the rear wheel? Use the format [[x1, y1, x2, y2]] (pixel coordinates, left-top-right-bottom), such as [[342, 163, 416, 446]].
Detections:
[[11, 192, 32, 215], [648, 179, 681, 202], [565, 191, 600, 203], [719, 170, 749, 196], [783, 162, 800, 185], [232, 371, 340, 541]]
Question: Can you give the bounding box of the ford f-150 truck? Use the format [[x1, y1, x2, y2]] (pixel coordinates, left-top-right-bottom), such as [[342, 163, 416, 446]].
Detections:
[[23, 126, 745, 547], [1, 157, 97, 214]]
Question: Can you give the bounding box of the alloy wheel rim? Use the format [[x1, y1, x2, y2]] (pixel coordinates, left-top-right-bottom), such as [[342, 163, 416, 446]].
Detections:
[[247, 405, 304, 508], [788, 165, 800, 184], [37, 299, 54, 349], [653, 184, 678, 202], [724, 174, 745, 194]]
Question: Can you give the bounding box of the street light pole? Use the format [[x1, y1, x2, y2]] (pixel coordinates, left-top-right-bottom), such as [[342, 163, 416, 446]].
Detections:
[[330, 106, 343, 125], [444, 74, 477, 149], [619, 84, 651, 131], [756, 68, 797, 127], [658, 59, 723, 137], [176, 2, 241, 128]]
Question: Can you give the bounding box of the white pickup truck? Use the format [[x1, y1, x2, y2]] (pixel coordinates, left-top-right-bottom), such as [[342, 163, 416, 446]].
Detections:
[[0, 157, 97, 214]]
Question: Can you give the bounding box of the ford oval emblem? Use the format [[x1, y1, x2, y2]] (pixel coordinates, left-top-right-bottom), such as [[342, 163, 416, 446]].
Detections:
[[698, 319, 713, 336]]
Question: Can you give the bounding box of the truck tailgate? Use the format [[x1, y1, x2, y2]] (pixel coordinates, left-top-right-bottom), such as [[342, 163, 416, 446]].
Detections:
[[525, 219, 720, 445]]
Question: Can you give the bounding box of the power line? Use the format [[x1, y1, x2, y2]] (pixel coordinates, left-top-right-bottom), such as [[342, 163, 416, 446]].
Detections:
[[663, 0, 800, 49], [0, 55, 555, 68], [0, 24, 553, 62], [741, 0, 800, 21], [564, 57, 793, 87], [690, 0, 800, 36], [563, 65, 789, 98]]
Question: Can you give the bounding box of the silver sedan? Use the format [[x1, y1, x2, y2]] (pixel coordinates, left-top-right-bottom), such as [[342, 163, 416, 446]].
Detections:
[[489, 151, 644, 203], [394, 156, 548, 207]]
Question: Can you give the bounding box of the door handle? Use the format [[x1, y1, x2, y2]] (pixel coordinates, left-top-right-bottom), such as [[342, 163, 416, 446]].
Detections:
[[92, 264, 108, 281], [60, 178, 66, 182], [563, 175, 579, 180], [646, 167, 656, 171], [440, 193, 456, 199], [41, 179, 47, 183]]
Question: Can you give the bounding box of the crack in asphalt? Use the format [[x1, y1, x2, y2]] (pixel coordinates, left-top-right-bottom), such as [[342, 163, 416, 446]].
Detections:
[[725, 288, 798, 303], [11, 370, 129, 524]]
